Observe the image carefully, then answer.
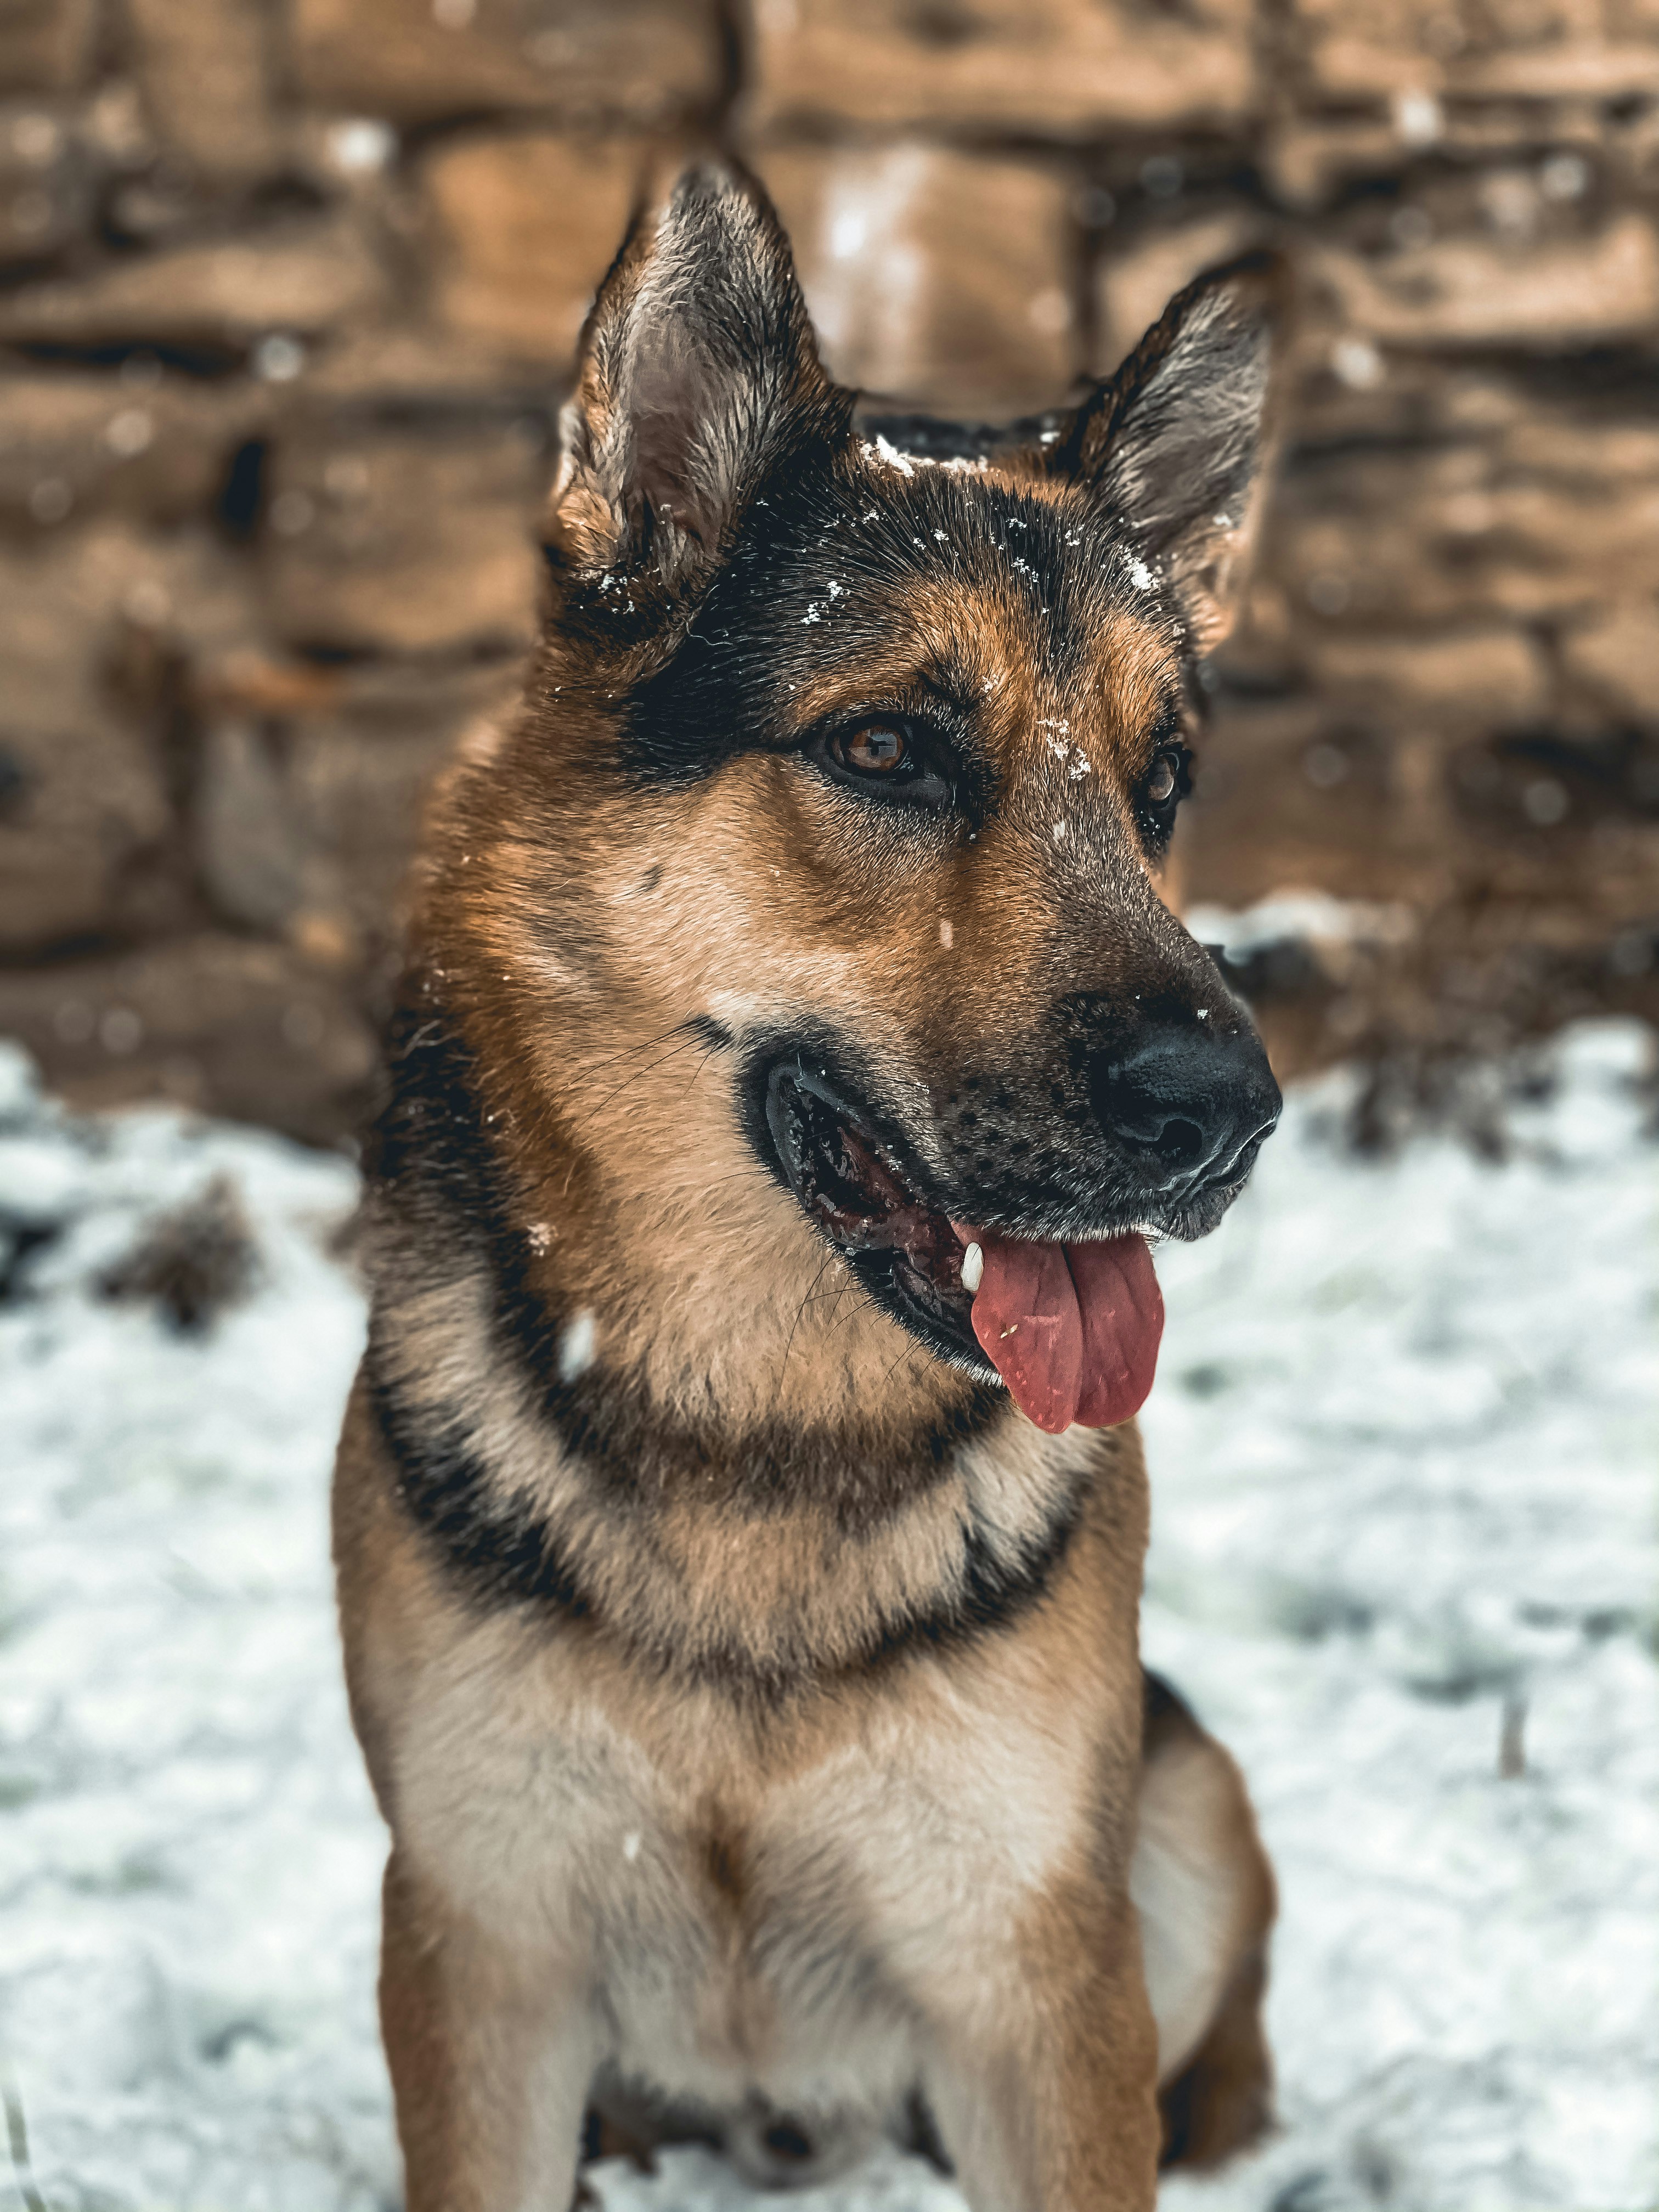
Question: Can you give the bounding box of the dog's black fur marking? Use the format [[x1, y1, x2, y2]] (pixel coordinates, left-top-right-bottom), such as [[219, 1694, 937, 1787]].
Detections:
[[682, 1011, 734, 1054], [908, 1490, 1085, 1650], [620, 464, 1158, 799], [369, 1362, 595, 1618], [369, 1343, 1084, 1700]]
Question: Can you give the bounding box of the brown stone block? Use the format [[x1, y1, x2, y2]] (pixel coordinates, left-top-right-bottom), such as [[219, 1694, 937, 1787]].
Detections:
[[748, 0, 1256, 136], [0, 99, 95, 260], [0, 717, 173, 953], [1263, 109, 1602, 209], [1301, 624, 1551, 726], [421, 129, 646, 367], [1267, 430, 1659, 630], [0, 0, 97, 94], [1288, 2, 1475, 103], [1560, 602, 1659, 726], [124, 0, 283, 180], [260, 421, 545, 656], [1278, 0, 1397, 101], [0, 218, 387, 347], [1285, 348, 1505, 448], [5, 520, 270, 687], [0, 521, 274, 952], [174, 659, 508, 1005], [0, 524, 155, 738], [0, 373, 270, 528], [1265, 118, 1406, 210], [194, 720, 318, 938], [301, 322, 554, 407], [1479, 484, 1659, 620], [291, 0, 721, 128], [1314, 212, 1659, 349], [1503, 412, 1659, 483], [1177, 704, 1439, 909], [280, 712, 462, 945], [1461, 45, 1659, 97], [1288, 0, 1659, 105], [757, 144, 1079, 416], [192, 682, 482, 954], [0, 935, 379, 1142]]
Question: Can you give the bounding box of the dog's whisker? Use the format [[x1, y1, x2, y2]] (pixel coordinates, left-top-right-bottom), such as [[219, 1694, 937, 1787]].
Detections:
[[582, 1037, 706, 1119], [772, 1249, 837, 1400], [572, 1023, 696, 1081]]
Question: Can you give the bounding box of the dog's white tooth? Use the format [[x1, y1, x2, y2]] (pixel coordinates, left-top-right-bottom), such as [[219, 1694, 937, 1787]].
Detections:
[[961, 1241, 984, 1294]]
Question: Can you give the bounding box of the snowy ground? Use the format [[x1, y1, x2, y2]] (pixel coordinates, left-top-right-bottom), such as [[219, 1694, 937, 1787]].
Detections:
[[1, 1025, 1655, 2212]]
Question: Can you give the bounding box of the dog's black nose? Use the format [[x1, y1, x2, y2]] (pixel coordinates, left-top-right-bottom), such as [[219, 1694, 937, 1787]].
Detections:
[[1090, 1018, 1281, 1194]]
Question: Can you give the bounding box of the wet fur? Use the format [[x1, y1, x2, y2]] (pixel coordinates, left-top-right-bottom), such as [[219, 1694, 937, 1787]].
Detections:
[[337, 161, 1283, 2210]]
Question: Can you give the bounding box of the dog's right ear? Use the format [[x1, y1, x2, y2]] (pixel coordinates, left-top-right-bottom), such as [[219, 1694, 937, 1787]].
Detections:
[[1050, 253, 1287, 653], [547, 161, 840, 590]]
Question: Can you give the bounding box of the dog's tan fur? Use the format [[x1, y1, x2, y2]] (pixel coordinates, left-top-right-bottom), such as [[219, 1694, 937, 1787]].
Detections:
[[336, 162, 1282, 2210]]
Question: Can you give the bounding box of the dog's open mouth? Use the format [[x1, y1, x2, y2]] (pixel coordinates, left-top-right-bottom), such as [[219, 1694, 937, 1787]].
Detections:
[[763, 1063, 1164, 1434]]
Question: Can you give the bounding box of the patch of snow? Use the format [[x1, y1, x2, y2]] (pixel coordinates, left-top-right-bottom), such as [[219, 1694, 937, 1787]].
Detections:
[[324, 119, 396, 177], [1393, 89, 1444, 147], [0, 1046, 383, 2210], [1332, 336, 1385, 392], [558, 1308, 597, 1381], [1, 1025, 1654, 2211], [1183, 893, 1416, 961], [1146, 1023, 1659, 2212], [857, 437, 985, 483], [868, 434, 915, 479]]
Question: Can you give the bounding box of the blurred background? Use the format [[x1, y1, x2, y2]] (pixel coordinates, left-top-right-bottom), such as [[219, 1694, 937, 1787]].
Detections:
[[2, 0, 1658, 1146]]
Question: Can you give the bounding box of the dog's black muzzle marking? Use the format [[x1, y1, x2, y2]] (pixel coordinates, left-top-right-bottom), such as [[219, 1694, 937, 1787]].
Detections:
[[758, 1053, 989, 1374]]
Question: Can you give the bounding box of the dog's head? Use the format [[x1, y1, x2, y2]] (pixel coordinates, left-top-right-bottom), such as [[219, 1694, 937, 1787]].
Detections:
[[428, 162, 1285, 1432]]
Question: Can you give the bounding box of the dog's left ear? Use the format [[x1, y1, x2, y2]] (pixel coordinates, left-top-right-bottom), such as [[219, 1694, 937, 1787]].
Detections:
[[548, 160, 841, 589], [1054, 253, 1287, 652]]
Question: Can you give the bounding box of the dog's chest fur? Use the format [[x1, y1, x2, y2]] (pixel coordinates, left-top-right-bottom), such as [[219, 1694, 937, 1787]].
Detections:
[[369, 1515, 1115, 2119]]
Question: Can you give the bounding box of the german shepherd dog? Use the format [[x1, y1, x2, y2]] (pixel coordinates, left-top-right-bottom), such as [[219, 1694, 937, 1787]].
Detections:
[[335, 161, 1285, 2211]]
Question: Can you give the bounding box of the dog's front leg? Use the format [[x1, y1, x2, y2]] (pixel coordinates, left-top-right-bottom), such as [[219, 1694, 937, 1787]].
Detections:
[[380, 1849, 596, 2212], [921, 1890, 1160, 2212]]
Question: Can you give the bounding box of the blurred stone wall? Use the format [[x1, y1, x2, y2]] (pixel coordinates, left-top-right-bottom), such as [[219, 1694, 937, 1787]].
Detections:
[[2, 0, 1656, 1137]]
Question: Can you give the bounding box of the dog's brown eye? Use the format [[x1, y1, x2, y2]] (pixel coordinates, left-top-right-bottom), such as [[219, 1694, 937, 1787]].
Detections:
[[838, 724, 908, 776], [1147, 752, 1179, 806], [811, 716, 951, 809]]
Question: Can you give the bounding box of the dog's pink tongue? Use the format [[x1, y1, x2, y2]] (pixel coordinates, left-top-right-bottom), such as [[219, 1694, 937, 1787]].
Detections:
[[968, 1232, 1163, 1435]]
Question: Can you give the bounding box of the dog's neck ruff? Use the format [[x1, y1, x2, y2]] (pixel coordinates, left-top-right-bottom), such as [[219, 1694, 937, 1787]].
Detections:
[[365, 1253, 1096, 1698], [362, 1002, 1109, 1696]]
